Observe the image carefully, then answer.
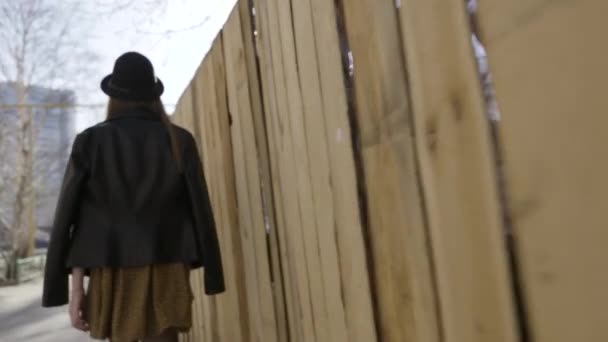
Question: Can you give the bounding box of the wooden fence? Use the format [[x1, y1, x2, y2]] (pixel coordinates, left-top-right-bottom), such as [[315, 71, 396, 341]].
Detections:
[[171, 0, 608, 341]]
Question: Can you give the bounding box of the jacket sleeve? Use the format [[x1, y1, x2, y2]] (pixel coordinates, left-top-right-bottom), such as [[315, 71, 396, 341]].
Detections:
[[183, 133, 225, 295], [42, 132, 89, 307]]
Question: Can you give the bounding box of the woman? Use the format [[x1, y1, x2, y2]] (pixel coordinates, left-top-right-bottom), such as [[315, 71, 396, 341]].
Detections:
[[42, 52, 225, 342]]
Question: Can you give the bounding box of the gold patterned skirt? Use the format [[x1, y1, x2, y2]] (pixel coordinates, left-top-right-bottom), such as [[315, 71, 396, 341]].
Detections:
[[86, 263, 193, 342]]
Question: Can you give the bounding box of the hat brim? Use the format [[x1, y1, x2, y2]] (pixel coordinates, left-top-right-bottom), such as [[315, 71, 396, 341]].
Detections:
[[101, 74, 164, 101]]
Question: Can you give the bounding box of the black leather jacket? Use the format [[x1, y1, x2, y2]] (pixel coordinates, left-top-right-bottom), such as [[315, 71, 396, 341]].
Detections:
[[42, 109, 224, 307]]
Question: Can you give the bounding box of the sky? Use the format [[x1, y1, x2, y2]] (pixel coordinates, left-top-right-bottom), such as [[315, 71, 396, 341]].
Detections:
[[75, 0, 237, 131]]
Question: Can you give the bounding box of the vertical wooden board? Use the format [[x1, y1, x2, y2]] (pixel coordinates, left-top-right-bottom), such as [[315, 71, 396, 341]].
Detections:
[[273, 0, 333, 341], [305, 1, 379, 341], [237, 1, 289, 341], [199, 272, 214, 342], [174, 71, 208, 342], [195, 59, 217, 183], [186, 39, 248, 342], [339, 0, 441, 342], [193, 61, 219, 342], [206, 37, 251, 342], [258, 0, 319, 340], [221, 14, 256, 340], [213, 36, 254, 342], [184, 60, 201, 342], [172, 88, 188, 127], [397, 0, 518, 341], [203, 41, 219, 342], [289, 0, 382, 341], [171, 106, 184, 126], [226, 5, 282, 342], [189, 66, 206, 152], [202, 63, 226, 342], [192, 269, 206, 342], [224, 7, 280, 342], [478, 1, 608, 341], [180, 85, 196, 136], [196, 270, 205, 342], [223, 29, 261, 342], [173, 86, 195, 137], [250, 0, 300, 340], [290, 0, 347, 339]]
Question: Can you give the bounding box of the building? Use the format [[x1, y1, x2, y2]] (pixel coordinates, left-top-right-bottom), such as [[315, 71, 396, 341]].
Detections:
[[0, 82, 76, 247]]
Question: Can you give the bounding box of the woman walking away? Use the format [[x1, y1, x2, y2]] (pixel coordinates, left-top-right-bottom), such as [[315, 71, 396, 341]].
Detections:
[[42, 52, 225, 342]]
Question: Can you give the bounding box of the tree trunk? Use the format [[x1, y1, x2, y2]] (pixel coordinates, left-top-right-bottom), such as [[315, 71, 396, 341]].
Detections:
[[24, 107, 37, 256], [4, 251, 19, 282], [12, 84, 37, 259]]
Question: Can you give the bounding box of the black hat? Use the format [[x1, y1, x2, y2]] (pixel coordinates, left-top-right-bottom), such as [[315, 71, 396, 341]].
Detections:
[[101, 52, 164, 101]]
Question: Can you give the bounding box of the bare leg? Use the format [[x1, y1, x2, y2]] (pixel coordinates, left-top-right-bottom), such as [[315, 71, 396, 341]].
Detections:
[[142, 328, 179, 342]]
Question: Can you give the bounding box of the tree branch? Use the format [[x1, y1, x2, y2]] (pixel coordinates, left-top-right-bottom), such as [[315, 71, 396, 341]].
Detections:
[[135, 15, 211, 36]]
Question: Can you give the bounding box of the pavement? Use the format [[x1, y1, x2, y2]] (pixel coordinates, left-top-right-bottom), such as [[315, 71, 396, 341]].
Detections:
[[0, 277, 93, 342]]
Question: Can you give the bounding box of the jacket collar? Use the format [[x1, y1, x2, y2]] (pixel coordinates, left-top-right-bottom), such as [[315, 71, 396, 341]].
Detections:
[[104, 107, 161, 122]]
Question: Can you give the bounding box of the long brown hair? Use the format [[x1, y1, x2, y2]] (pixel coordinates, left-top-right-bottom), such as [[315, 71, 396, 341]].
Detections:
[[107, 98, 182, 172]]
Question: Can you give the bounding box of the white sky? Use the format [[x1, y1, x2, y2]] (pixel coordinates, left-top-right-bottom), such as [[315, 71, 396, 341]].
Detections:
[[75, 0, 236, 131]]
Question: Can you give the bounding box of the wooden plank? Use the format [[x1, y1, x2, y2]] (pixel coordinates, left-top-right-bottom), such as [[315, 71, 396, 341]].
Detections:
[[208, 37, 250, 342], [182, 37, 249, 342], [223, 23, 261, 340], [339, 0, 441, 341], [211, 36, 241, 342], [203, 45, 225, 342], [478, 1, 608, 341], [223, 6, 280, 342], [174, 80, 205, 342], [272, 0, 333, 341], [250, 0, 301, 340], [172, 85, 196, 146], [187, 58, 211, 342], [190, 269, 205, 342], [237, 1, 289, 341], [397, 0, 519, 341], [171, 90, 186, 126], [255, 0, 321, 341], [189, 69, 213, 341], [179, 85, 196, 136], [173, 98, 191, 342], [289, 0, 346, 340], [189, 61, 212, 342], [170, 18, 250, 342], [307, 0, 379, 340], [290, 0, 379, 341]]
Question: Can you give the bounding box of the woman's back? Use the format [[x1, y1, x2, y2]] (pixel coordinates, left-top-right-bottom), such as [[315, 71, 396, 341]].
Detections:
[[66, 109, 199, 268]]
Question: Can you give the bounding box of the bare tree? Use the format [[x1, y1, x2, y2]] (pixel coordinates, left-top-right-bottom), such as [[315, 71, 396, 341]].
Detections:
[[0, 0, 96, 281]]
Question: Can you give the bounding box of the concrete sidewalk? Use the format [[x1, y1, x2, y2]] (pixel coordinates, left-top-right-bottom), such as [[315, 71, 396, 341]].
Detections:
[[0, 278, 93, 342]]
